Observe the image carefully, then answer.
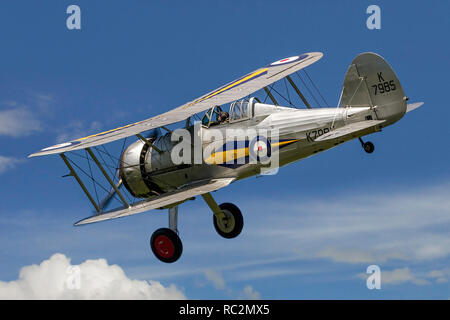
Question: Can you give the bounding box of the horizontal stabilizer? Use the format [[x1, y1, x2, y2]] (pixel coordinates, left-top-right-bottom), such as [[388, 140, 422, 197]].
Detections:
[[74, 178, 235, 226], [406, 102, 424, 113], [314, 120, 385, 142]]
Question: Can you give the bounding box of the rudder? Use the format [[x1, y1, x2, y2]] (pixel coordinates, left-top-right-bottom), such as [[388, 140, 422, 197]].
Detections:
[[341, 52, 407, 126]]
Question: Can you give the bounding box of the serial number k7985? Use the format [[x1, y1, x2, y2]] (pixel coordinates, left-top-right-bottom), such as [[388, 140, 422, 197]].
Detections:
[[306, 127, 332, 142]]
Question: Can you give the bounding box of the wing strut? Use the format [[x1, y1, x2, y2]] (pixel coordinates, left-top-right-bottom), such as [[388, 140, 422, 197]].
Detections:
[[201, 192, 225, 220], [286, 75, 312, 109], [85, 148, 130, 208], [263, 87, 279, 105], [136, 134, 163, 154], [60, 153, 101, 213]]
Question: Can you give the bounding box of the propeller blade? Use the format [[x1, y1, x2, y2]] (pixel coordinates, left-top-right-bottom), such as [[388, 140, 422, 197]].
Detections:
[[99, 179, 123, 211]]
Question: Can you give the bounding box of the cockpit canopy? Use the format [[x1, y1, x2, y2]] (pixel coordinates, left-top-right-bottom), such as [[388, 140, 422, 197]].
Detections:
[[201, 98, 259, 127], [201, 105, 225, 127]]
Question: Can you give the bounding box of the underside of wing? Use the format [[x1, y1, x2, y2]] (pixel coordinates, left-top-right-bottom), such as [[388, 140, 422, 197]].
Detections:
[[74, 178, 235, 226], [29, 52, 323, 158], [314, 120, 385, 142]]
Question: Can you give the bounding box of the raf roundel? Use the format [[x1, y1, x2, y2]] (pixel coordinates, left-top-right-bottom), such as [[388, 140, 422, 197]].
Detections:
[[269, 54, 309, 67]]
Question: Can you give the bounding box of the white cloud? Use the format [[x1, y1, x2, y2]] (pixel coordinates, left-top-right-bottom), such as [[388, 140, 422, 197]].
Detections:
[[0, 253, 185, 300], [0, 156, 22, 174], [358, 267, 429, 286], [34, 93, 53, 112], [247, 183, 450, 265], [204, 269, 225, 290], [202, 269, 261, 299], [0, 107, 41, 137], [381, 267, 429, 285], [426, 268, 450, 283], [240, 285, 261, 300]]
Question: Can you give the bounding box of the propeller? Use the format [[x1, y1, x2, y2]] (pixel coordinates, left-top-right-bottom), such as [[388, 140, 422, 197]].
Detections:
[[99, 178, 124, 211], [98, 129, 161, 212]]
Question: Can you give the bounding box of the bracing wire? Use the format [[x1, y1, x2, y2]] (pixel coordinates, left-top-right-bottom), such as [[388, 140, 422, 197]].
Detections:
[[295, 72, 321, 107], [283, 78, 294, 107], [269, 85, 296, 108], [85, 150, 99, 205], [331, 88, 344, 129], [95, 146, 117, 183], [303, 70, 329, 106]]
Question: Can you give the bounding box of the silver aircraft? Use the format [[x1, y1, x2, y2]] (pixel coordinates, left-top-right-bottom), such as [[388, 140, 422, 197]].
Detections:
[[30, 52, 423, 263]]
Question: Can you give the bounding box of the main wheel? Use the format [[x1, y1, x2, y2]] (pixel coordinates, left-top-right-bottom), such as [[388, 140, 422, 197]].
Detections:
[[213, 203, 244, 239], [150, 228, 183, 263], [363, 141, 375, 154]]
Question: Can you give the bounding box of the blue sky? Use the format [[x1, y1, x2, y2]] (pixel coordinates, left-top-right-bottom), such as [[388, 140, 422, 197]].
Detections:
[[0, 0, 449, 299]]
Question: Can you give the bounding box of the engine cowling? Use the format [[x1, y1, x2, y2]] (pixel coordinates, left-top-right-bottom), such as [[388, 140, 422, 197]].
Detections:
[[119, 134, 177, 198]]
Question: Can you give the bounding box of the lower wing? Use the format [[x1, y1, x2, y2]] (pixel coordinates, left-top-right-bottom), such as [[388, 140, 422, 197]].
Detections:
[[74, 178, 235, 226]]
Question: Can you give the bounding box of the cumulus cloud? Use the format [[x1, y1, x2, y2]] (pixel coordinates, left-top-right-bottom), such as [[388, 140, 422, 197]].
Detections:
[[0, 156, 22, 174], [0, 107, 41, 137], [0, 253, 185, 300]]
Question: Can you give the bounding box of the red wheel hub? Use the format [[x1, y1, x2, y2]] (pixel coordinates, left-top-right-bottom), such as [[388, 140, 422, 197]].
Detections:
[[154, 235, 175, 258]]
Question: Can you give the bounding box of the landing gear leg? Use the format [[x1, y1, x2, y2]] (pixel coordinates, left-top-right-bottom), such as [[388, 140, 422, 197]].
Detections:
[[201, 193, 244, 239], [169, 206, 178, 234], [359, 137, 375, 154], [150, 206, 183, 263]]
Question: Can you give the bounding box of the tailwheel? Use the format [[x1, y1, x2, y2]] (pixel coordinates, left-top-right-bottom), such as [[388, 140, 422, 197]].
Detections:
[[213, 203, 244, 239], [363, 141, 375, 153], [359, 137, 375, 154], [150, 228, 183, 263]]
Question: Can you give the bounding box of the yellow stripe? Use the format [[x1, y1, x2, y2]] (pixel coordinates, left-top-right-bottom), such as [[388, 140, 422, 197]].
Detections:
[[187, 68, 268, 108], [77, 68, 268, 141], [205, 139, 302, 165], [271, 139, 301, 147], [76, 119, 148, 141], [205, 147, 249, 165]]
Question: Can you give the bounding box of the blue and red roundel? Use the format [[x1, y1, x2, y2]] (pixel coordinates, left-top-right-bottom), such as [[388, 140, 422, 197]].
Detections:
[[269, 54, 309, 67]]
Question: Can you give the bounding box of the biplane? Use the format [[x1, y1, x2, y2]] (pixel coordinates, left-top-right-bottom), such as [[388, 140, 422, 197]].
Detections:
[[29, 52, 423, 263]]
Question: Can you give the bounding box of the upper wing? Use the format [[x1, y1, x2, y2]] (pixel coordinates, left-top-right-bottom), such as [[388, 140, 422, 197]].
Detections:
[[74, 178, 235, 225], [314, 120, 385, 142], [29, 52, 323, 157]]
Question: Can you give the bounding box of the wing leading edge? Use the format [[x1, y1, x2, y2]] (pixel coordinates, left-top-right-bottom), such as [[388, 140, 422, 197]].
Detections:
[[74, 178, 235, 226], [29, 52, 323, 157]]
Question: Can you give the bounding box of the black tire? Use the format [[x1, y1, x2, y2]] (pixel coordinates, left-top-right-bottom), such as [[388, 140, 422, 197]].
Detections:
[[213, 203, 244, 239], [150, 228, 183, 263], [363, 141, 375, 154]]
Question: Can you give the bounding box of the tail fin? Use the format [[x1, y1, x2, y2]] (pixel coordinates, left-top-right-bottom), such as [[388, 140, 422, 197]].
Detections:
[[341, 52, 407, 126]]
